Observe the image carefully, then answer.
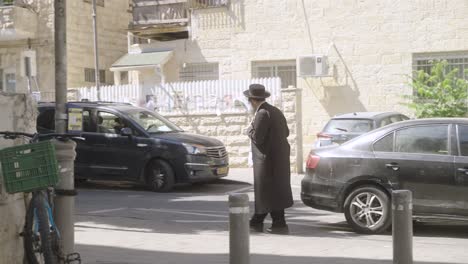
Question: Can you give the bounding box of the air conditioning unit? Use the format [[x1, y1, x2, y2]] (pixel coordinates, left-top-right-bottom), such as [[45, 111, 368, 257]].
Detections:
[[297, 55, 329, 77]]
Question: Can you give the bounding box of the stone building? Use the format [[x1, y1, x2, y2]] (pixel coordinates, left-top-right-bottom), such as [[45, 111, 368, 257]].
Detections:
[[117, 0, 468, 150], [0, 0, 131, 97]]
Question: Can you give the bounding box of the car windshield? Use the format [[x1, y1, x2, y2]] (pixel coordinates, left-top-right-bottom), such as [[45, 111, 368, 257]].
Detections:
[[125, 109, 182, 133], [323, 119, 373, 134]]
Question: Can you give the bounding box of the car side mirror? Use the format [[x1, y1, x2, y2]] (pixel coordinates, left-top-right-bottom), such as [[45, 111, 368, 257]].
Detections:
[[121, 127, 133, 137]]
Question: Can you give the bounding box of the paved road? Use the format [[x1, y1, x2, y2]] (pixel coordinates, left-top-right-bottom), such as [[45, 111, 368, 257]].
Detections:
[[75, 169, 468, 264]]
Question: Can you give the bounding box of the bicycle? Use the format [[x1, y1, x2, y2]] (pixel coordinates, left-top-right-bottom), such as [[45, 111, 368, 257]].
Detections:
[[0, 131, 82, 264]]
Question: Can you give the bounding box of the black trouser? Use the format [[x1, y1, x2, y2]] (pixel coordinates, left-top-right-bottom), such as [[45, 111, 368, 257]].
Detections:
[[250, 210, 286, 226]]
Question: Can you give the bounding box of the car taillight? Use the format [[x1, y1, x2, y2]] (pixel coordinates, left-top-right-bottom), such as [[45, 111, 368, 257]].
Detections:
[[316, 132, 332, 139], [306, 154, 320, 169]]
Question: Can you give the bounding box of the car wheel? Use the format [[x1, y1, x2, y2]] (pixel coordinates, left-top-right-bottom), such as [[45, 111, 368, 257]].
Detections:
[[344, 185, 391, 234], [146, 159, 175, 192]]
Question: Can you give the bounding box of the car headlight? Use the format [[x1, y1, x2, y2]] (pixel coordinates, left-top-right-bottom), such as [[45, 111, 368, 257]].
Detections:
[[183, 143, 207, 155]]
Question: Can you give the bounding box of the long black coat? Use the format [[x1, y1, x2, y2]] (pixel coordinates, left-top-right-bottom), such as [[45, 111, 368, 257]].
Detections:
[[248, 102, 293, 214]]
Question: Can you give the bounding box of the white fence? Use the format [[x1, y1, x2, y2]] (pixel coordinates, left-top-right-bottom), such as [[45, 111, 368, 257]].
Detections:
[[153, 77, 282, 114], [39, 78, 282, 115], [71, 84, 142, 105]]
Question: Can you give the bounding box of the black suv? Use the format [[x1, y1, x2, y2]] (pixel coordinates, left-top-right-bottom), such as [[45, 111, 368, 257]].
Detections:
[[37, 102, 229, 192]]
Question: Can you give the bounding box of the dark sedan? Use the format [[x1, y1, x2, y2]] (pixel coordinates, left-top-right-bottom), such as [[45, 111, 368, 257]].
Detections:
[[302, 118, 468, 234]]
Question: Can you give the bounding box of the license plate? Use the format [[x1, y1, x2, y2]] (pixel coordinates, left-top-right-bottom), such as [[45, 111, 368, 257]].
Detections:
[[217, 167, 228, 175]]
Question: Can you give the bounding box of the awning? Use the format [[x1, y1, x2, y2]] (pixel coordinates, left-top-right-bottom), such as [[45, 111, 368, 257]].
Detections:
[[110, 50, 173, 71]]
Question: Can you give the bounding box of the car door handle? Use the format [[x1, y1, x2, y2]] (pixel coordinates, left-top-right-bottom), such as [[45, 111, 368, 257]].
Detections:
[[385, 163, 400, 171], [457, 168, 468, 175]]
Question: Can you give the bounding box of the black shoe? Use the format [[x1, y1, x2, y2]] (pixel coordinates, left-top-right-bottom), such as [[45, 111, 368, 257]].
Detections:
[[266, 224, 289, 235], [249, 222, 263, 233]]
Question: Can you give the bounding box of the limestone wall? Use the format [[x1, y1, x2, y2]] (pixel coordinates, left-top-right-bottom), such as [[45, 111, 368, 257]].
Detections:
[[138, 0, 468, 151], [0, 93, 37, 264], [0, 0, 130, 93], [165, 88, 301, 171]]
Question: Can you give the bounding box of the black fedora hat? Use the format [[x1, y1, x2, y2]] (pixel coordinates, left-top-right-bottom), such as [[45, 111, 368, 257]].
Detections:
[[243, 84, 271, 99]]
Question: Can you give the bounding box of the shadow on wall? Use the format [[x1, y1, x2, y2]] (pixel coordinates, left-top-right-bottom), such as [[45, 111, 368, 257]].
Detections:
[[303, 45, 367, 117]]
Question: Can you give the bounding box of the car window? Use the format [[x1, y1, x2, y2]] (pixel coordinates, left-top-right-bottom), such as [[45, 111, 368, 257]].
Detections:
[[373, 133, 394, 152], [379, 117, 392, 127], [97, 112, 125, 134], [458, 125, 468, 156], [82, 110, 93, 132], [389, 115, 402, 123], [126, 110, 181, 133], [37, 109, 55, 132], [395, 125, 449, 155], [323, 119, 373, 134]]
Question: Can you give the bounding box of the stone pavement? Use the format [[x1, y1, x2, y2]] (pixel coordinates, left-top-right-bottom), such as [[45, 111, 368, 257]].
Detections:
[[74, 169, 468, 264]]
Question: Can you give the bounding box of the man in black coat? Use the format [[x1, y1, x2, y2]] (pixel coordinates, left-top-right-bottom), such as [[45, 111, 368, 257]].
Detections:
[[245, 84, 293, 234]]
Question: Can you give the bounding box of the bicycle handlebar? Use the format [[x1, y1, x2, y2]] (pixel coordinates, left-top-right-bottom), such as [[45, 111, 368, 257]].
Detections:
[[0, 131, 83, 142]]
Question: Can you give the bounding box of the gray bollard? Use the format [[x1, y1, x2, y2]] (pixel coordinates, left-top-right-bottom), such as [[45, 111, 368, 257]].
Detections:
[[229, 193, 250, 264], [392, 190, 413, 264]]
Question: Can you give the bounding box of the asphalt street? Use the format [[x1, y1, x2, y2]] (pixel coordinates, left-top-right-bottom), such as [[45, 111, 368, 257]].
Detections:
[[75, 169, 468, 264]]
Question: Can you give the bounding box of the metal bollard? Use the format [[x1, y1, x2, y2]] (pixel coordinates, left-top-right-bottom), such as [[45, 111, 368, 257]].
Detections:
[[392, 190, 413, 264], [229, 193, 250, 264]]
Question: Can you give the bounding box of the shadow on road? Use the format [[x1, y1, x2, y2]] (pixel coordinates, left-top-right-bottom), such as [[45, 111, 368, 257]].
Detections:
[[75, 178, 468, 240], [76, 244, 465, 264]]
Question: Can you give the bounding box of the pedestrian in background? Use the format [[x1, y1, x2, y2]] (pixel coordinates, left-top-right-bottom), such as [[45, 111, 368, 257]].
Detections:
[[245, 83, 293, 234]]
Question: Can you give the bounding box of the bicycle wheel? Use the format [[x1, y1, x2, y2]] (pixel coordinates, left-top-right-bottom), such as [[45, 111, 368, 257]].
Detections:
[[24, 192, 58, 264]]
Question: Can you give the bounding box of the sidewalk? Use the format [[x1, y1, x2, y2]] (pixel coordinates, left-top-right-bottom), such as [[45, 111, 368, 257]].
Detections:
[[74, 168, 468, 264]]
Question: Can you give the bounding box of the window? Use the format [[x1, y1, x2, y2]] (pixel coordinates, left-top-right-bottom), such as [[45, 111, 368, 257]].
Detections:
[[395, 125, 449, 155], [323, 119, 373, 134], [0, 0, 14, 6], [0, 69, 3, 91], [374, 133, 394, 152], [5, 72, 16, 92], [379, 117, 392, 127], [458, 125, 468, 156], [82, 110, 93, 132], [84, 68, 106, 83], [252, 60, 297, 88], [97, 112, 124, 134], [413, 52, 468, 80], [37, 109, 56, 132], [179, 63, 219, 81], [83, 0, 104, 7]]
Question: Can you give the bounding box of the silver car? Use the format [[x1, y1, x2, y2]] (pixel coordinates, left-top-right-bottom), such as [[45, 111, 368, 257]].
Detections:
[[314, 112, 409, 148]]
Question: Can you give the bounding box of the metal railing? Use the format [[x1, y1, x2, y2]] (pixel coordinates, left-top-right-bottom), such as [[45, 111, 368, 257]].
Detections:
[[192, 0, 229, 8], [0, 0, 14, 6]]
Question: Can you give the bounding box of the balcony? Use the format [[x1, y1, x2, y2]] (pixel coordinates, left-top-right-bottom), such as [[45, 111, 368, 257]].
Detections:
[[129, 0, 229, 41], [129, 0, 190, 41], [191, 0, 229, 9], [0, 1, 38, 41]]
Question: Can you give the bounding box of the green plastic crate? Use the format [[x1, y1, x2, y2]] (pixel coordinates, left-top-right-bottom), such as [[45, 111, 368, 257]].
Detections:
[[0, 141, 59, 194]]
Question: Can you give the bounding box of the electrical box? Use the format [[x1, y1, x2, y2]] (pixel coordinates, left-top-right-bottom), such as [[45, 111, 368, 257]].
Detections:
[[297, 55, 329, 77]]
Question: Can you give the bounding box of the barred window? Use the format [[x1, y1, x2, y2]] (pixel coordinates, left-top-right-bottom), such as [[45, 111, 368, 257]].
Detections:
[[180, 63, 219, 81], [84, 68, 106, 83], [413, 52, 468, 80], [252, 60, 297, 88], [83, 0, 104, 7]]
